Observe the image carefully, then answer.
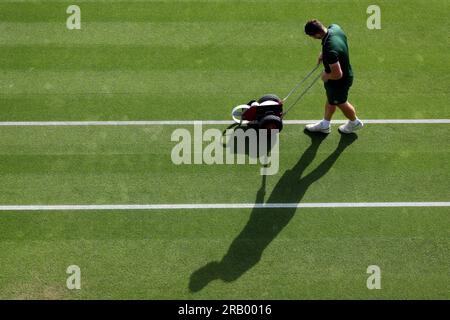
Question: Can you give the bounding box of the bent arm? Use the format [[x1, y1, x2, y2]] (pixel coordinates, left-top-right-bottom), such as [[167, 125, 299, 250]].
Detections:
[[327, 61, 343, 80]]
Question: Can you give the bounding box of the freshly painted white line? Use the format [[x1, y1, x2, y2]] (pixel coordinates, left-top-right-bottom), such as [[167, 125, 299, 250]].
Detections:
[[0, 202, 449, 211], [0, 120, 231, 126], [0, 119, 448, 126]]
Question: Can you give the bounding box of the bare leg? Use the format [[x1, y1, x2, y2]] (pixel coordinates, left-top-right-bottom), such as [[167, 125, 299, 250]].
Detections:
[[324, 101, 336, 121], [305, 101, 336, 133], [337, 101, 357, 121]]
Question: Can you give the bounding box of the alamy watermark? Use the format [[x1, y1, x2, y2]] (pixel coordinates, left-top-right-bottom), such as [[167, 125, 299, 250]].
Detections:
[[367, 5, 381, 30], [66, 5, 81, 30], [366, 265, 381, 289], [171, 122, 279, 175], [66, 265, 81, 290]]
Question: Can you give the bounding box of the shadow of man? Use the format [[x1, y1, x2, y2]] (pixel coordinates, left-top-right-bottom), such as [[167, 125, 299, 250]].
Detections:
[[189, 130, 358, 292]]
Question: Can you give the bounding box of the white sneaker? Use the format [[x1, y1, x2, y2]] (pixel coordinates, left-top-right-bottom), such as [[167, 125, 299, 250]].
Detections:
[[305, 121, 331, 134], [338, 119, 364, 134]]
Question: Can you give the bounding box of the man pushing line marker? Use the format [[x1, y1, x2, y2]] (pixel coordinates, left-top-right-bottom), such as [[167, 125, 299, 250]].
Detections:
[[304, 20, 364, 134]]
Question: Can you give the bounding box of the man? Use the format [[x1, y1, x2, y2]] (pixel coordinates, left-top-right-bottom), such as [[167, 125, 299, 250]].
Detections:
[[304, 20, 363, 134]]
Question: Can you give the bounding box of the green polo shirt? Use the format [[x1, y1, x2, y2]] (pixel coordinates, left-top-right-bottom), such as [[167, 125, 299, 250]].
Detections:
[[322, 24, 353, 84]]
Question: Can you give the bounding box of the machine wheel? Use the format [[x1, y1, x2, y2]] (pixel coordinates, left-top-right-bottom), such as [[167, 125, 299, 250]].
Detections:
[[257, 94, 282, 104], [259, 115, 283, 132]]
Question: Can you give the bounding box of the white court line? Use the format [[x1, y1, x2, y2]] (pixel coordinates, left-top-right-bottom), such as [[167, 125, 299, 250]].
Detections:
[[0, 119, 448, 126], [0, 202, 449, 211]]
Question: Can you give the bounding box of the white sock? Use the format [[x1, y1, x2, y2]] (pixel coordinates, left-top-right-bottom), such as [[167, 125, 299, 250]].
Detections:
[[350, 118, 359, 125], [321, 119, 330, 128]]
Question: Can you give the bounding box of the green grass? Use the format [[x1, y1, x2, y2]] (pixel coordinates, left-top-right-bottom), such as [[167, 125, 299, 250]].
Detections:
[[0, 0, 449, 299], [0, 124, 448, 204]]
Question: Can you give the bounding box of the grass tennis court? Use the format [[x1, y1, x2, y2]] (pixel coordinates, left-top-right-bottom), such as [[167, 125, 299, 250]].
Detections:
[[0, 0, 449, 299]]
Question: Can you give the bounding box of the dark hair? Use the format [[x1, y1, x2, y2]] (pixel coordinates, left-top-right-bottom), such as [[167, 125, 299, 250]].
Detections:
[[304, 19, 325, 36]]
